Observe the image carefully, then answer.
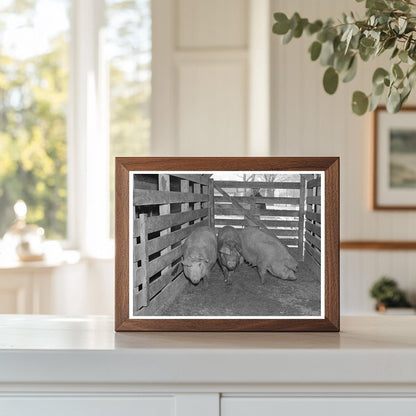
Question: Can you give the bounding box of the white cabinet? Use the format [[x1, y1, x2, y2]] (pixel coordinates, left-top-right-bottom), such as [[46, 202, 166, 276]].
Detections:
[[0, 255, 114, 315], [221, 398, 416, 416], [0, 316, 415, 415], [1, 396, 175, 416], [0, 266, 56, 314]]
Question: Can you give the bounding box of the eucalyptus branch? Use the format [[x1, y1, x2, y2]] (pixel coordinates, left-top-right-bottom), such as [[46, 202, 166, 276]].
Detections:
[[272, 0, 416, 115]]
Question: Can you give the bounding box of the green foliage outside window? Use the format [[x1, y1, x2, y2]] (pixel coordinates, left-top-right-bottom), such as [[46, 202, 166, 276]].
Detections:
[[107, 0, 151, 237], [0, 0, 151, 240], [0, 1, 69, 238]]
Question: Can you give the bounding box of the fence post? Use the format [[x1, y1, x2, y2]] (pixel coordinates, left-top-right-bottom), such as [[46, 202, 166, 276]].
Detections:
[[298, 175, 306, 260], [139, 213, 149, 306], [208, 178, 215, 228], [194, 182, 201, 223], [159, 174, 171, 278], [181, 179, 190, 230]]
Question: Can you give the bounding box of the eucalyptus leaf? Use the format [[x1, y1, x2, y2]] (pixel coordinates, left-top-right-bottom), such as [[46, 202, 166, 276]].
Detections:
[[320, 40, 335, 66], [405, 33, 413, 50], [401, 86, 411, 106], [399, 49, 408, 63], [383, 37, 396, 50], [393, 0, 409, 11], [282, 29, 293, 44], [316, 30, 328, 43], [409, 44, 416, 60], [350, 32, 361, 49], [323, 67, 339, 94], [360, 37, 375, 48], [352, 91, 369, 115], [293, 18, 308, 38], [408, 63, 416, 78], [386, 87, 401, 112], [307, 20, 323, 35], [408, 70, 416, 88], [366, 0, 388, 11], [373, 82, 385, 95], [342, 56, 358, 82], [309, 41, 322, 61], [398, 17, 407, 34], [391, 47, 399, 59], [289, 12, 301, 32], [359, 44, 375, 61], [344, 25, 359, 52], [334, 51, 353, 72], [347, 13, 356, 24], [393, 63, 404, 79], [372, 67, 389, 85], [369, 92, 383, 111], [273, 13, 290, 34], [341, 26, 352, 43]]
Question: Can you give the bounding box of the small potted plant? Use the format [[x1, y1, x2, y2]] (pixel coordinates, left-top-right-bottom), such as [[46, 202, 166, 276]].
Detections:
[[370, 276, 414, 314]]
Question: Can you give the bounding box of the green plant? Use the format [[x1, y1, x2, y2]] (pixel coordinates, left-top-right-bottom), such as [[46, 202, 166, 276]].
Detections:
[[369, 276, 412, 307], [272, 0, 416, 115]]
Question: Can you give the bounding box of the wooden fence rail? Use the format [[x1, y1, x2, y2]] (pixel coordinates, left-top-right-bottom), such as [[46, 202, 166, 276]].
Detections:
[[304, 175, 322, 278], [213, 180, 304, 253], [215, 181, 301, 189]]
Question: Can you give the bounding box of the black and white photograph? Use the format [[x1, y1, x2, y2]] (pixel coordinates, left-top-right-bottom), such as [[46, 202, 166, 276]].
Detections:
[[129, 171, 324, 318], [389, 129, 416, 189]]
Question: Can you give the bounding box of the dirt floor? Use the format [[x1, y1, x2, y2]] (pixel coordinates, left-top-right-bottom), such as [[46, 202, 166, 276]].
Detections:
[[158, 261, 321, 317]]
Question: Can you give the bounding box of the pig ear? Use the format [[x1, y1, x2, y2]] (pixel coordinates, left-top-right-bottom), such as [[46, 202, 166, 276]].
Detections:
[[181, 259, 192, 266]]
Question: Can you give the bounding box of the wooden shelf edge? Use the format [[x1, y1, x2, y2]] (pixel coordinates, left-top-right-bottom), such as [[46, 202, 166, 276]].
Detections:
[[341, 241, 416, 250]]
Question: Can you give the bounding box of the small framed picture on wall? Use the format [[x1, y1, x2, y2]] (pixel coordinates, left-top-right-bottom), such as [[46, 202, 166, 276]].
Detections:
[[373, 106, 416, 210]]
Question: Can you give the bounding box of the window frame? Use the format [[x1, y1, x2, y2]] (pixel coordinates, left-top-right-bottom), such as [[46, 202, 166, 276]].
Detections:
[[67, 0, 111, 257], [0, 0, 152, 258]]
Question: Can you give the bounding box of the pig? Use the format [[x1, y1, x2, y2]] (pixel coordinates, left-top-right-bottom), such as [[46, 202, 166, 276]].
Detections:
[[182, 226, 217, 286], [240, 227, 298, 284], [217, 226, 243, 285]]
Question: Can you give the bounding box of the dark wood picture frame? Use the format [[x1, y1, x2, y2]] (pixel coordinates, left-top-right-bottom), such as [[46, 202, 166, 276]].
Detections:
[[373, 106, 416, 210], [115, 157, 339, 332]]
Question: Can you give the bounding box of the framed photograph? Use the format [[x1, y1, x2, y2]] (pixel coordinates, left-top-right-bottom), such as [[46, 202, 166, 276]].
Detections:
[[115, 157, 339, 331], [374, 106, 416, 209]]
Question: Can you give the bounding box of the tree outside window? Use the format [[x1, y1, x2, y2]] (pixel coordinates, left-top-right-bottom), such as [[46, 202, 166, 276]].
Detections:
[[0, 0, 151, 243]]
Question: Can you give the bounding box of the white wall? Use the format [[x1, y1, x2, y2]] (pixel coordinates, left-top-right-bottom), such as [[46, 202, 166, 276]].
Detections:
[[271, 0, 416, 313], [152, 0, 250, 156]]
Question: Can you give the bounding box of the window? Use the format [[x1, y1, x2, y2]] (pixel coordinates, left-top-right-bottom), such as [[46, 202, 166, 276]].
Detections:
[[0, 0, 151, 252], [106, 0, 151, 237], [0, 0, 70, 239]]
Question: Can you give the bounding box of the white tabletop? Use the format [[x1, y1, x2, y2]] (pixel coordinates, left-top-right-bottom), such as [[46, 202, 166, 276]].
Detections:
[[0, 315, 415, 386]]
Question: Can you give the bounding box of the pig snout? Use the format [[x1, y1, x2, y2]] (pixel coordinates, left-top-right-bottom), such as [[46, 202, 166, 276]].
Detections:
[[182, 259, 209, 284], [270, 262, 297, 281], [220, 252, 238, 270], [283, 269, 297, 281], [219, 245, 240, 271]]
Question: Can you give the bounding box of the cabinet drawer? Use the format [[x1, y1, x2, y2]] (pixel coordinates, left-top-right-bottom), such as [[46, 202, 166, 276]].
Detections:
[[0, 396, 174, 416], [222, 397, 416, 416]]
